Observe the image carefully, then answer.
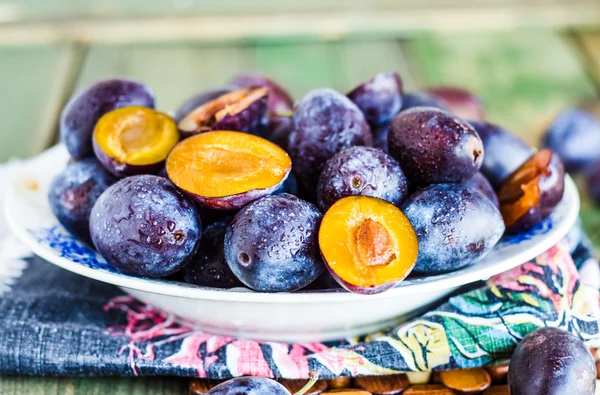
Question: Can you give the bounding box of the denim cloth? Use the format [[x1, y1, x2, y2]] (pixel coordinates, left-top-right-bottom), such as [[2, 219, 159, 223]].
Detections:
[[0, 232, 597, 378]]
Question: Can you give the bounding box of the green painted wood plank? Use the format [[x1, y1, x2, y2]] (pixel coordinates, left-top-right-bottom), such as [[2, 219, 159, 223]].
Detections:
[[252, 40, 339, 100], [404, 30, 596, 147], [572, 30, 600, 89], [0, 44, 83, 161], [77, 43, 253, 112], [0, 376, 187, 395], [336, 39, 416, 93], [252, 39, 414, 101]]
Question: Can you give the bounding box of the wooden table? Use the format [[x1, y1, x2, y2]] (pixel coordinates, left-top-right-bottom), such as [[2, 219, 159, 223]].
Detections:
[[1, 1, 600, 393]]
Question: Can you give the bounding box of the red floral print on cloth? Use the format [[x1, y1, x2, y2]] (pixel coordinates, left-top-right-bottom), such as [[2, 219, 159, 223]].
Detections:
[[105, 241, 599, 379]]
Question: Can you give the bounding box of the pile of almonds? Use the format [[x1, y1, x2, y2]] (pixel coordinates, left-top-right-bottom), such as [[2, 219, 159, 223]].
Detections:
[[190, 363, 510, 394]]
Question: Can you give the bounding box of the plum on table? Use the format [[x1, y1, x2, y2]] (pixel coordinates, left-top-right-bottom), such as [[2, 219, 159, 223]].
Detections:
[[508, 327, 596, 395], [207, 371, 319, 395], [60, 78, 155, 159], [48, 158, 117, 244], [89, 175, 201, 278], [542, 107, 600, 173]]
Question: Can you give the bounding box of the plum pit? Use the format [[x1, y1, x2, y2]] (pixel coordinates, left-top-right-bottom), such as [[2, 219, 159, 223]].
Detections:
[[355, 218, 396, 267], [93, 106, 178, 176], [319, 196, 418, 294]]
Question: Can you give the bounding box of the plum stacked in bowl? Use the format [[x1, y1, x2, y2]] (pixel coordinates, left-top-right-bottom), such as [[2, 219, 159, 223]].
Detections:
[[48, 74, 566, 295]]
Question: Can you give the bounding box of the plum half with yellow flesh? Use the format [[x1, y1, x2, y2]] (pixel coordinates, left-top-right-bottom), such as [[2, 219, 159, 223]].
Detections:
[[93, 106, 179, 177], [498, 148, 565, 234], [177, 87, 268, 137], [166, 131, 292, 210], [319, 196, 418, 294]]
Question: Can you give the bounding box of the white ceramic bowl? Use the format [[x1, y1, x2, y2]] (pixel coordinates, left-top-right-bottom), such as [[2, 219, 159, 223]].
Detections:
[[5, 145, 580, 342]]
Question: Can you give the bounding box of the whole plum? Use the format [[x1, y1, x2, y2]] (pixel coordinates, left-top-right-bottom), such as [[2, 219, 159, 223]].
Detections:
[[400, 92, 448, 112], [585, 161, 600, 205], [508, 327, 595, 395], [316, 146, 408, 212], [401, 184, 505, 274], [60, 79, 155, 159], [372, 124, 390, 153], [90, 175, 201, 278], [288, 88, 372, 194], [206, 377, 290, 395], [224, 194, 324, 292], [347, 72, 403, 126], [469, 120, 533, 188], [182, 220, 242, 289], [542, 107, 600, 173], [48, 158, 117, 243], [463, 172, 499, 208], [388, 107, 483, 185]]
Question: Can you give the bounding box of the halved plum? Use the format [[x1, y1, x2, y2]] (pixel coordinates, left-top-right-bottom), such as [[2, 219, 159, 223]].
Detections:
[[498, 148, 565, 234], [177, 87, 268, 137], [319, 196, 418, 294], [166, 131, 292, 210], [93, 106, 179, 177]]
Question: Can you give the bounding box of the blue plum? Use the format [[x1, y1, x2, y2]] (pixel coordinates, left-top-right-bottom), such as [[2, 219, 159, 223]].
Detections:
[[288, 88, 372, 195], [509, 327, 596, 395], [182, 219, 242, 289], [90, 175, 201, 278], [542, 107, 600, 173], [469, 120, 534, 188], [400, 92, 448, 112], [60, 79, 155, 159], [48, 158, 117, 244], [224, 194, 324, 292], [347, 72, 403, 126], [317, 146, 408, 212], [389, 108, 483, 185], [463, 172, 499, 208], [401, 184, 505, 274], [206, 377, 290, 395]]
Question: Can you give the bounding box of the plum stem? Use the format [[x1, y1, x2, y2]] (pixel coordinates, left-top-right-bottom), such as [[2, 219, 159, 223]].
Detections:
[[294, 370, 320, 395]]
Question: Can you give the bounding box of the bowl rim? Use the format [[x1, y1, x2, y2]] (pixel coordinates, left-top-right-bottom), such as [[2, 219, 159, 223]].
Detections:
[[5, 144, 580, 303]]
